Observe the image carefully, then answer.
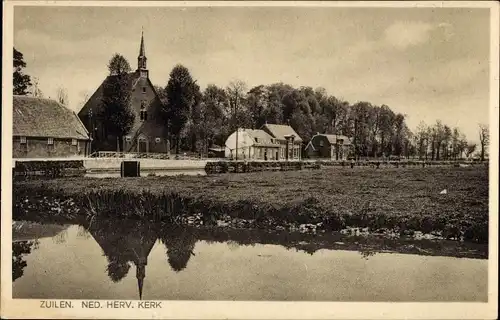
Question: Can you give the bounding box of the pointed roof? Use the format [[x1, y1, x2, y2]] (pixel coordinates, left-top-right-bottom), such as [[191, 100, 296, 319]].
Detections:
[[14, 95, 90, 140], [261, 123, 303, 142], [316, 133, 353, 145], [139, 29, 145, 57]]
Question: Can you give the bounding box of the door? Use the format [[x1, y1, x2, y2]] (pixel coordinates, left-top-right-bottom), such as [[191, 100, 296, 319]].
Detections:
[[138, 138, 148, 153]]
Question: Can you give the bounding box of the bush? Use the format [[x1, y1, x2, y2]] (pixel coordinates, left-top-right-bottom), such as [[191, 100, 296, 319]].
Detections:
[[13, 160, 85, 179]]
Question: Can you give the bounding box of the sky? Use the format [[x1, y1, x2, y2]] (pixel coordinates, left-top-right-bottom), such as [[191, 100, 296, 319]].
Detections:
[[13, 5, 491, 142]]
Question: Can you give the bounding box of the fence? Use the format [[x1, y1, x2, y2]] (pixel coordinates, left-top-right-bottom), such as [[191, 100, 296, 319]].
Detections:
[[89, 151, 203, 160]]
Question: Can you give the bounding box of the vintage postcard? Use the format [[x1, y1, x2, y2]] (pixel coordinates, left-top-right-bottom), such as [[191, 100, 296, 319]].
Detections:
[[1, 1, 499, 319]]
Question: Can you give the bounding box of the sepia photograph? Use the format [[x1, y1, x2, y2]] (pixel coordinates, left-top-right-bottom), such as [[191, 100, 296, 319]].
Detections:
[[1, 1, 498, 319]]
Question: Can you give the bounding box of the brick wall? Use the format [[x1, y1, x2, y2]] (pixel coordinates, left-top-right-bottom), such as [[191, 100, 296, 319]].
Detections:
[[13, 136, 89, 158]]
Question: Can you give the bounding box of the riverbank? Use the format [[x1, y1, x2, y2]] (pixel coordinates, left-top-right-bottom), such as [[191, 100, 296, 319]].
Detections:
[[13, 166, 489, 243]]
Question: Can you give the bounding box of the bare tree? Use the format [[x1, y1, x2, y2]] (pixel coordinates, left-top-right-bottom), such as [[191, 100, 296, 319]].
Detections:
[[56, 87, 69, 106], [478, 123, 489, 161], [31, 77, 43, 98], [226, 80, 247, 160], [78, 90, 91, 110]]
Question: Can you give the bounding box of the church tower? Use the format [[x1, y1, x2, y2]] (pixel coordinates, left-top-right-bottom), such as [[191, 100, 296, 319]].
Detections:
[[137, 29, 148, 78]]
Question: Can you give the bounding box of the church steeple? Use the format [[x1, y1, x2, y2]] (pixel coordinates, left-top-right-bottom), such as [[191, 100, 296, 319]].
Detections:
[[136, 263, 146, 300], [137, 28, 148, 77]]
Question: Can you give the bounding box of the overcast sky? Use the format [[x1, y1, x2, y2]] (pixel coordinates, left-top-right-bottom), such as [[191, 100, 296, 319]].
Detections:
[[13, 6, 491, 142]]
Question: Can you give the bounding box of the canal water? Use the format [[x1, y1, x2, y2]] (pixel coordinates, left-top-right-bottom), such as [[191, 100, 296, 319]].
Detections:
[[12, 220, 487, 301]]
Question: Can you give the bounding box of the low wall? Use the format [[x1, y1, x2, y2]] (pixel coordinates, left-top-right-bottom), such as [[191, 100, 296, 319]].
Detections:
[[83, 158, 208, 170]]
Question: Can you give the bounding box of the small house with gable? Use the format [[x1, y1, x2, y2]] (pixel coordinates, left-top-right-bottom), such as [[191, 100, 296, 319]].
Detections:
[[305, 133, 353, 160], [225, 128, 280, 160], [261, 123, 303, 160], [12, 95, 91, 158]]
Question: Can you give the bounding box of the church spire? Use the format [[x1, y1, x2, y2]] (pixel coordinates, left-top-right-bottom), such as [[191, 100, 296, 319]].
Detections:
[[136, 263, 145, 300], [137, 28, 148, 75]]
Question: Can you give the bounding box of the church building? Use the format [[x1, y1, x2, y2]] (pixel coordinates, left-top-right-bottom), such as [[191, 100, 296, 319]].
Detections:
[[78, 31, 169, 154]]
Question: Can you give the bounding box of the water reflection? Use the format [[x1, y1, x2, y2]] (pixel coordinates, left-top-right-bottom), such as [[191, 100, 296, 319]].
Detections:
[[12, 240, 39, 281], [12, 222, 70, 281], [86, 220, 157, 299], [159, 227, 197, 272], [12, 219, 488, 301]]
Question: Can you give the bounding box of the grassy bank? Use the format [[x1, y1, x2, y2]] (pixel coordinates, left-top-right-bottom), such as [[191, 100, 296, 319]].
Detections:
[[13, 166, 489, 243]]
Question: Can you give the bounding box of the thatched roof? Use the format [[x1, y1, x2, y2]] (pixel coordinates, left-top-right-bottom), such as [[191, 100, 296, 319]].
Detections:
[[13, 95, 90, 140]]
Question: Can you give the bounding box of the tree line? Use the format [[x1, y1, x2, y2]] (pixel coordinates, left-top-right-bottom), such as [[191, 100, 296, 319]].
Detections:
[[13, 48, 490, 161]]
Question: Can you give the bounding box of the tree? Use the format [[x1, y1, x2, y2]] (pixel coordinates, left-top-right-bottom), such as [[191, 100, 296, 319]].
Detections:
[[31, 77, 43, 98], [163, 64, 199, 155], [13, 48, 32, 95], [198, 84, 228, 151], [108, 54, 131, 75], [478, 123, 489, 161], [78, 90, 91, 110], [226, 80, 248, 160], [100, 54, 135, 152], [56, 87, 69, 106]]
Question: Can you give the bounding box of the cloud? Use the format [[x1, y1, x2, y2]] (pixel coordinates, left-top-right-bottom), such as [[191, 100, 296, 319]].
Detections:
[[384, 21, 435, 49]]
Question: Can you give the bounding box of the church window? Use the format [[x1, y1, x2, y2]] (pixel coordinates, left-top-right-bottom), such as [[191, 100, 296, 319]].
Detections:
[[140, 101, 148, 121], [20, 136, 26, 144]]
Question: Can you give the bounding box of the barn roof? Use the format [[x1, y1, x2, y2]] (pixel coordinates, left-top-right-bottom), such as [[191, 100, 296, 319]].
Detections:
[[13, 95, 90, 140], [261, 123, 303, 142], [317, 134, 352, 145]]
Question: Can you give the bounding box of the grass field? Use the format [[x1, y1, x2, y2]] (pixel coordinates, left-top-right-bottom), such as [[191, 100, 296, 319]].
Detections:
[[13, 166, 489, 243]]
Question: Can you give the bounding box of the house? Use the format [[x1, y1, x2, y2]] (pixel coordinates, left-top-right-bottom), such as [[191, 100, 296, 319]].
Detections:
[[261, 123, 303, 160], [225, 128, 280, 160], [78, 31, 169, 154], [305, 133, 353, 160], [12, 95, 91, 158], [224, 123, 303, 160]]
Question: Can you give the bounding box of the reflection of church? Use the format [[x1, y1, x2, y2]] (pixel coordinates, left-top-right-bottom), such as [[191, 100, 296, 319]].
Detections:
[[86, 221, 198, 299], [87, 221, 157, 300]]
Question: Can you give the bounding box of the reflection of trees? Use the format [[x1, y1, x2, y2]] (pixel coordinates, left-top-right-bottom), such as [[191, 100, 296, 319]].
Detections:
[[12, 240, 39, 282], [159, 228, 197, 272], [85, 220, 157, 299]]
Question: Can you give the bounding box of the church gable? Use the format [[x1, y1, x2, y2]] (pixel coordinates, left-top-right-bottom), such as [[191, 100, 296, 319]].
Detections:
[[77, 30, 169, 154]]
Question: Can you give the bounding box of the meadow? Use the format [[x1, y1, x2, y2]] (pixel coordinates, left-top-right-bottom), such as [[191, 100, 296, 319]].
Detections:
[[13, 166, 489, 243]]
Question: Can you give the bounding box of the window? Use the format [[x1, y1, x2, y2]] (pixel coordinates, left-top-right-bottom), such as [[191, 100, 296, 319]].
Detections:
[[155, 137, 161, 143], [140, 102, 147, 121], [319, 140, 324, 147], [142, 87, 146, 93], [255, 138, 259, 143], [72, 139, 77, 146], [20, 136, 27, 144], [125, 136, 132, 142], [47, 138, 54, 145], [338, 139, 343, 145]]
